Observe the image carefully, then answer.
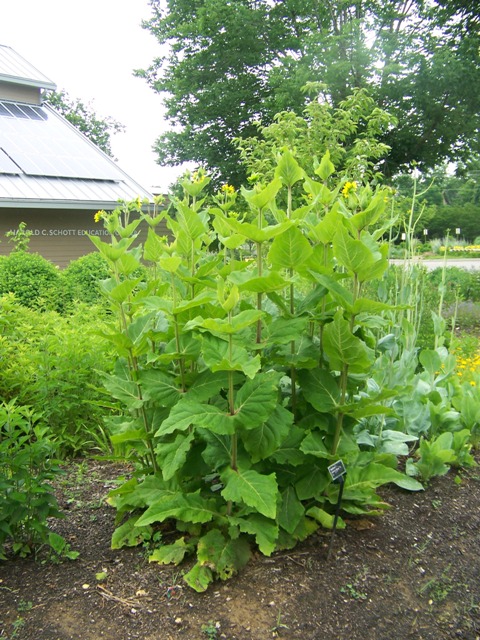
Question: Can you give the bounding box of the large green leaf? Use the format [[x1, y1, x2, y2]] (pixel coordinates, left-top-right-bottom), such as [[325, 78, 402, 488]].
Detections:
[[298, 368, 340, 412], [241, 178, 282, 210], [156, 432, 195, 481], [241, 405, 293, 462], [419, 348, 443, 377], [309, 273, 354, 310], [220, 217, 293, 244], [295, 463, 330, 500], [111, 516, 153, 549], [186, 310, 264, 335], [315, 150, 336, 181], [275, 149, 305, 187], [229, 270, 289, 293], [228, 514, 279, 556], [175, 200, 209, 240], [137, 369, 180, 407], [101, 372, 143, 410], [135, 491, 220, 527], [234, 372, 280, 430], [126, 313, 155, 352], [333, 225, 388, 282], [183, 562, 213, 592], [306, 506, 345, 530], [172, 290, 215, 314], [263, 317, 309, 345], [196, 529, 251, 580], [277, 486, 305, 534], [143, 227, 165, 263], [271, 427, 307, 466], [184, 370, 226, 402], [333, 224, 375, 276], [268, 226, 312, 270], [300, 430, 332, 460], [109, 417, 146, 446], [308, 203, 342, 244], [323, 311, 375, 373], [200, 431, 232, 469], [159, 256, 183, 273], [148, 537, 194, 566], [156, 400, 235, 436], [106, 278, 143, 304], [88, 234, 135, 262], [213, 215, 246, 249], [342, 463, 424, 500], [107, 476, 172, 511], [221, 467, 278, 519], [349, 191, 387, 231], [201, 334, 262, 378]]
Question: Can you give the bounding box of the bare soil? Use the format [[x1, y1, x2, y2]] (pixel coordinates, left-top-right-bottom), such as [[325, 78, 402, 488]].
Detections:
[[1, 457, 479, 640]]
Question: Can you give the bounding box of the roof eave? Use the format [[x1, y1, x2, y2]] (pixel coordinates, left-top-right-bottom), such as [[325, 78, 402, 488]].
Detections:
[[0, 198, 134, 210], [0, 73, 57, 91]]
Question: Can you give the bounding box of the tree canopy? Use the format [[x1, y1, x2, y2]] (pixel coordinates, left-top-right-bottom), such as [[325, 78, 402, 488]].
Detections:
[[138, 0, 480, 185], [46, 90, 124, 158]]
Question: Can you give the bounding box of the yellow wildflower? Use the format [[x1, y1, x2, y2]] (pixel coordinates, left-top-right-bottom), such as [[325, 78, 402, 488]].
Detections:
[[342, 181, 357, 198], [221, 184, 235, 195], [94, 210, 106, 223]]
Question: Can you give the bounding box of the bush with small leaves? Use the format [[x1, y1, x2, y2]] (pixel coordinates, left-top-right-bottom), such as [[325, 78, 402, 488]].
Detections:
[[0, 400, 66, 559], [0, 251, 63, 311], [63, 252, 110, 306]]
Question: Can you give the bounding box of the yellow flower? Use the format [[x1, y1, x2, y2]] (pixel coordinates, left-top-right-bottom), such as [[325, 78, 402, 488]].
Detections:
[[342, 181, 357, 198], [221, 184, 235, 196], [94, 210, 106, 223], [192, 169, 206, 184], [470, 381, 476, 387]]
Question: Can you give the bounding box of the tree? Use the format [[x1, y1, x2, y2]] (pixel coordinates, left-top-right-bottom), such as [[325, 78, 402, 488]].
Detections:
[[46, 90, 124, 157], [138, 0, 480, 185]]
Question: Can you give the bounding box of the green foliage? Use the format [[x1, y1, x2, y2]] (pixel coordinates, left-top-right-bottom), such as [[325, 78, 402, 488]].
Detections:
[[5, 222, 32, 253], [95, 155, 437, 592], [63, 252, 110, 305], [406, 430, 475, 483], [0, 295, 113, 456], [46, 90, 124, 157], [237, 90, 395, 185], [0, 251, 63, 311], [0, 400, 67, 559], [140, 0, 480, 183]]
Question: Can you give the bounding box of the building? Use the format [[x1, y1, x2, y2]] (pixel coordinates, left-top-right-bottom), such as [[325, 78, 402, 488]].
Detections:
[[0, 44, 154, 267]]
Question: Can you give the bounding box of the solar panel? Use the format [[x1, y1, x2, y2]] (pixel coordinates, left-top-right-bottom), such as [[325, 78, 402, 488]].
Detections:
[[0, 147, 21, 174], [0, 101, 124, 181]]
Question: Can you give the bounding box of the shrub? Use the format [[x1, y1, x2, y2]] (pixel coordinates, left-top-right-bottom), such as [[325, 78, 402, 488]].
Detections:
[[0, 295, 114, 456], [63, 252, 110, 306], [427, 267, 480, 304], [0, 400, 66, 558], [0, 251, 63, 311]]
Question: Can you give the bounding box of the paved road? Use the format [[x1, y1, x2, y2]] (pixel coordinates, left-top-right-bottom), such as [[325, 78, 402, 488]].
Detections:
[[390, 258, 480, 271]]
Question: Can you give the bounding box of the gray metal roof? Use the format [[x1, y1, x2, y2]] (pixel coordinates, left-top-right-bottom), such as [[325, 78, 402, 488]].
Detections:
[[0, 47, 152, 209], [0, 45, 56, 90]]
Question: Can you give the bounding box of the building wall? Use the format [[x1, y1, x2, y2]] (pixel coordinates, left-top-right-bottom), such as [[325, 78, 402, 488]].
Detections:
[[0, 208, 169, 268], [0, 81, 41, 104]]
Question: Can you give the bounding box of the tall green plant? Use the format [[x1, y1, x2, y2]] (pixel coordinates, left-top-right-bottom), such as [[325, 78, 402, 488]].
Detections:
[[94, 157, 424, 592], [0, 400, 67, 559]]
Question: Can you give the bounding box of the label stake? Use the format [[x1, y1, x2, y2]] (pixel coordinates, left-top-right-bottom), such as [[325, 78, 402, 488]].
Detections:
[[326, 460, 347, 560]]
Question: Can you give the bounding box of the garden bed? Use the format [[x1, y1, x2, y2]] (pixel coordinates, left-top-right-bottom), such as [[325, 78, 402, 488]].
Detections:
[[1, 457, 479, 640]]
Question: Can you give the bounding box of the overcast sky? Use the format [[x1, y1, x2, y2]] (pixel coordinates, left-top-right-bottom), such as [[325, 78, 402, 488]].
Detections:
[[0, 0, 187, 192]]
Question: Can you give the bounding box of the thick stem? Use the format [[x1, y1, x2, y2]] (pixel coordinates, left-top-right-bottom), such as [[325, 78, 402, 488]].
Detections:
[[228, 319, 238, 473], [289, 278, 297, 416], [256, 242, 263, 346], [332, 365, 349, 455]]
